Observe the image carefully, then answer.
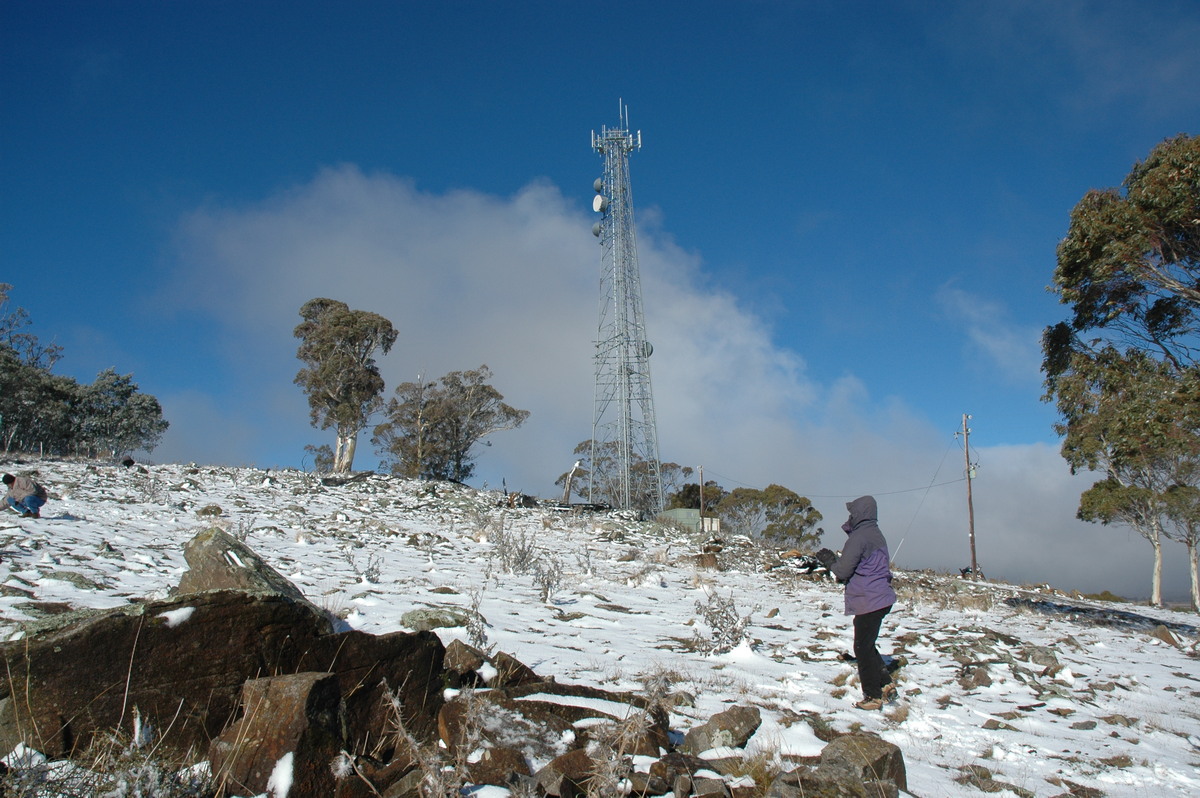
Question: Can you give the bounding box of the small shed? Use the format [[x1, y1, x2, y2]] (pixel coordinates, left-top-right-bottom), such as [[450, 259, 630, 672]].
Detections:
[[658, 508, 720, 536]]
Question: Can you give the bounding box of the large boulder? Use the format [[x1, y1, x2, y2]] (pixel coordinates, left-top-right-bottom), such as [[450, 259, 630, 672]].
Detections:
[[0, 591, 445, 760], [0, 590, 333, 758], [173, 527, 318, 612], [209, 672, 344, 797], [820, 733, 906, 792], [765, 733, 906, 798]]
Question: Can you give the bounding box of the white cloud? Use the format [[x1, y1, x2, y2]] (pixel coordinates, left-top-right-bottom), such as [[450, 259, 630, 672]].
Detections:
[[158, 166, 1191, 601], [936, 284, 1043, 385]]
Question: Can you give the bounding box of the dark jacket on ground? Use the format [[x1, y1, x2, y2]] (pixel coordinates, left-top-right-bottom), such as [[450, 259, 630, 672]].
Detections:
[[831, 495, 896, 616]]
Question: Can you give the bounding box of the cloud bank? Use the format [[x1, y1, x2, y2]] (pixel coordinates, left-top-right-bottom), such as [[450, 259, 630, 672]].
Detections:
[[155, 165, 1192, 602]]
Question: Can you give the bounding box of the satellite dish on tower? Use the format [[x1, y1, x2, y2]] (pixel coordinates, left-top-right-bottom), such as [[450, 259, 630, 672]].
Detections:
[[592, 195, 608, 213], [594, 178, 604, 193], [592, 222, 601, 237]]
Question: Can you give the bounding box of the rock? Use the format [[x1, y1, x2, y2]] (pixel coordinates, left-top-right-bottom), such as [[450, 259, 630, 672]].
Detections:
[[0, 590, 331, 758], [689, 775, 731, 796], [982, 718, 1018, 731], [468, 746, 532, 786], [820, 733, 907, 792], [443, 638, 486, 687], [381, 768, 424, 798], [490, 650, 542, 687], [766, 766, 898, 798], [208, 672, 343, 798], [682, 704, 762, 754], [1150, 624, 1180, 647], [0, 589, 445, 760], [173, 527, 317, 612], [649, 751, 711, 786], [401, 605, 472, 631], [1024, 645, 1060, 668], [443, 638, 484, 673], [626, 768, 670, 796], [438, 693, 575, 765], [300, 626, 446, 750], [958, 663, 993, 690], [536, 748, 595, 797], [763, 733, 907, 796]]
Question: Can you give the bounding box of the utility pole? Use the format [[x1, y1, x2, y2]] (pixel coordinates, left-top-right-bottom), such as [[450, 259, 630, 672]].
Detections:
[[961, 413, 978, 578]]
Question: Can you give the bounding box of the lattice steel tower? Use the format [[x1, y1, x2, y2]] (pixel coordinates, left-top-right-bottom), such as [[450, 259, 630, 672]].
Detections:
[[589, 103, 663, 514]]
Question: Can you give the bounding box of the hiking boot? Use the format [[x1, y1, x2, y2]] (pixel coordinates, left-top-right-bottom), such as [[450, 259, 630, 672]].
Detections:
[[882, 684, 898, 702], [855, 697, 885, 711]]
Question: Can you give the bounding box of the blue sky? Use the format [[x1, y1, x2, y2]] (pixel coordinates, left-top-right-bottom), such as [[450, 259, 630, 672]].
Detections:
[[3, 1, 1199, 600]]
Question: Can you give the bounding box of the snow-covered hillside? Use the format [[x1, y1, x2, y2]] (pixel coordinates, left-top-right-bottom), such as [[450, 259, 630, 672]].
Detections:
[[2, 460, 1198, 797]]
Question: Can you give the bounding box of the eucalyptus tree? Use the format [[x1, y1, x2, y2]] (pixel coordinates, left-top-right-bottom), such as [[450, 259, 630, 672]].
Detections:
[[1045, 135, 1200, 605], [715, 484, 823, 550], [1044, 134, 1200, 374], [1050, 346, 1200, 606], [1164, 482, 1200, 610], [294, 298, 397, 473], [0, 283, 63, 370], [75, 368, 169, 459], [555, 439, 691, 514], [373, 365, 528, 482]]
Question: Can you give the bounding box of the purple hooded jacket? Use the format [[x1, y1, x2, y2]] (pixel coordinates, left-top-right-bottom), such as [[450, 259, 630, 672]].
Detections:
[[830, 495, 896, 616]]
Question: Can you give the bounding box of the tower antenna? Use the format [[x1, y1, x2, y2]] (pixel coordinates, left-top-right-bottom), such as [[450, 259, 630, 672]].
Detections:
[[588, 104, 663, 514]]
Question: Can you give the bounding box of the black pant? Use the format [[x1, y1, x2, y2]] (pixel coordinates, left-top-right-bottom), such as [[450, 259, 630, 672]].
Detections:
[[853, 604, 893, 699]]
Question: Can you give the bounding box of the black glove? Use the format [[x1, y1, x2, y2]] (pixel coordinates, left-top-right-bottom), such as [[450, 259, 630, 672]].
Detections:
[[814, 548, 837, 569]]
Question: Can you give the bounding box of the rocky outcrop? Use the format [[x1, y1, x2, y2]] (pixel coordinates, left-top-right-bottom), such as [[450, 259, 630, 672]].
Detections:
[[0, 529, 445, 761]]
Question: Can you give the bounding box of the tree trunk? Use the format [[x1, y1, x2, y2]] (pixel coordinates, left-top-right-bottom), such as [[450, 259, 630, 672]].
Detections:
[[1150, 535, 1163, 608], [335, 431, 357, 473], [1190, 541, 1199, 613]]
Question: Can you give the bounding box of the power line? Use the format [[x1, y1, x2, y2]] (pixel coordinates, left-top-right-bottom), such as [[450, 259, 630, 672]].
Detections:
[[701, 469, 966, 499]]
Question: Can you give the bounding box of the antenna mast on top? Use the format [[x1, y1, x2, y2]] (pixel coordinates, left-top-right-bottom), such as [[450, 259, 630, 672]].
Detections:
[[588, 102, 662, 514]]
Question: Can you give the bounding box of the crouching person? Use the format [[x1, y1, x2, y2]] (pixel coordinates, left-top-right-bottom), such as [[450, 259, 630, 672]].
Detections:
[[3, 473, 48, 518]]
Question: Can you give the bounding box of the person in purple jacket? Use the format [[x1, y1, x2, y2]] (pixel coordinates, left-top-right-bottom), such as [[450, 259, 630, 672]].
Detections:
[[830, 495, 897, 710]]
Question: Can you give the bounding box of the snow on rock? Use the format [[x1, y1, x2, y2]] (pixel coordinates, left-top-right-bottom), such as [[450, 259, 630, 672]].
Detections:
[[265, 751, 293, 797], [157, 605, 195, 627]]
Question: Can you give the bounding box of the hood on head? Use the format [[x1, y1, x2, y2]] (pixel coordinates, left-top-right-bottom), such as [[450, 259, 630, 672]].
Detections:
[[844, 495, 877, 531]]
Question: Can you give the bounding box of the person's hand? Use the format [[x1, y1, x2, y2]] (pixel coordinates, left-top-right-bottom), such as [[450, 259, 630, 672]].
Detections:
[[814, 548, 837, 569]]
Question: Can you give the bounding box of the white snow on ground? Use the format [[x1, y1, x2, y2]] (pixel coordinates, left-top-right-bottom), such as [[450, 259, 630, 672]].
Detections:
[[1, 460, 1198, 797]]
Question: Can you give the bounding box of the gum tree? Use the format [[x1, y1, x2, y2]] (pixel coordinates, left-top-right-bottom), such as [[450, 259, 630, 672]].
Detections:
[[1044, 135, 1200, 606], [294, 298, 397, 473], [373, 365, 528, 482], [716, 484, 823, 550]]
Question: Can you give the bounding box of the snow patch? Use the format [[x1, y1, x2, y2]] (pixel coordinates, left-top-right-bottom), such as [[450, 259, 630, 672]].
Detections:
[[266, 751, 293, 797], [157, 606, 195, 628]]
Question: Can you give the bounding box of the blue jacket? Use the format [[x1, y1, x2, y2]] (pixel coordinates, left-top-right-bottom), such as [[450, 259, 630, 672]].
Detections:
[[831, 495, 896, 616]]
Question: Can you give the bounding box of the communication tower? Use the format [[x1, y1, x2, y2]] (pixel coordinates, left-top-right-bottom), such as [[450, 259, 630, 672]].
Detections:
[[589, 102, 663, 514]]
